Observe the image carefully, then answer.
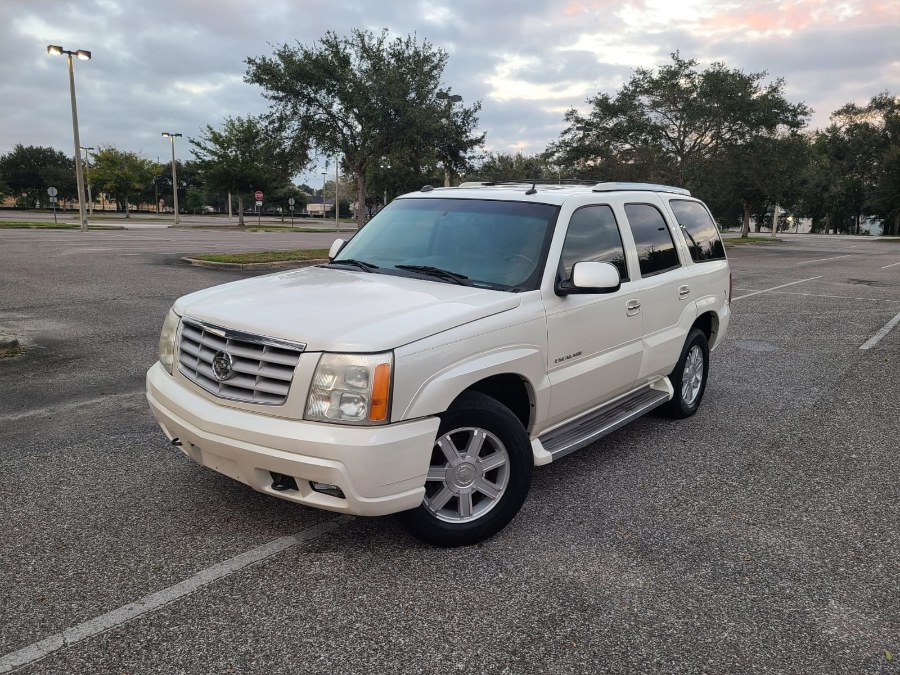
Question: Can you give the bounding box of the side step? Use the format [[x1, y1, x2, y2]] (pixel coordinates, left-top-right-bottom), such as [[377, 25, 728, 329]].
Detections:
[[539, 382, 672, 460]]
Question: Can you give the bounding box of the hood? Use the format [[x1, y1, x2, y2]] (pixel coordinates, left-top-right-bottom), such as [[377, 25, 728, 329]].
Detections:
[[173, 266, 521, 352]]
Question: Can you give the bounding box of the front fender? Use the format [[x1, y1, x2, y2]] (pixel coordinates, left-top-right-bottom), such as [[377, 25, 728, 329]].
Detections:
[[395, 345, 549, 424]]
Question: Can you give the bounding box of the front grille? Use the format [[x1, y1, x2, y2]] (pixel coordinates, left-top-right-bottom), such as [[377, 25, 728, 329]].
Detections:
[[177, 317, 305, 405]]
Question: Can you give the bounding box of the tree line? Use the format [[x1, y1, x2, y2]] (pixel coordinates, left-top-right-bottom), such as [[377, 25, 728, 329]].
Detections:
[[1, 33, 897, 234]]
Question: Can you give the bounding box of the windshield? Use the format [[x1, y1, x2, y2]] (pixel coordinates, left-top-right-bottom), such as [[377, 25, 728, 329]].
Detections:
[[333, 198, 559, 291]]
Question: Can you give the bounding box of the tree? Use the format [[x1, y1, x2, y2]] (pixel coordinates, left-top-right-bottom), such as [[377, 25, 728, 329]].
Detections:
[[0, 144, 73, 208], [90, 147, 156, 217], [552, 53, 811, 206], [190, 115, 301, 226], [245, 29, 483, 227], [469, 152, 558, 181]]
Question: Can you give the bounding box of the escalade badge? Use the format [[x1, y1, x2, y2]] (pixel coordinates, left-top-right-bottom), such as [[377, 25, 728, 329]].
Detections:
[[211, 350, 235, 381]]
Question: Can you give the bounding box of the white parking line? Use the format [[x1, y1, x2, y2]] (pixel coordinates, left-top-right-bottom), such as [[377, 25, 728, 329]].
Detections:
[[882, 261, 900, 269], [732, 276, 822, 301], [0, 516, 353, 673], [860, 311, 900, 351], [797, 254, 853, 265]]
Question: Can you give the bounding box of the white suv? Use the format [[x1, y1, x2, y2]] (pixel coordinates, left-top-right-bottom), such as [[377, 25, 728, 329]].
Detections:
[[147, 181, 731, 546]]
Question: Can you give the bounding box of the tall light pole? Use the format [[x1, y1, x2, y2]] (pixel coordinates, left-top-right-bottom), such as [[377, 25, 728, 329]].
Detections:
[[321, 170, 327, 219], [436, 91, 462, 187], [80, 146, 94, 217], [47, 45, 91, 232], [161, 132, 182, 225]]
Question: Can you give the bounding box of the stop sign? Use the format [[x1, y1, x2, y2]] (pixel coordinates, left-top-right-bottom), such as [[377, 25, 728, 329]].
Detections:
[[254, 190, 263, 201]]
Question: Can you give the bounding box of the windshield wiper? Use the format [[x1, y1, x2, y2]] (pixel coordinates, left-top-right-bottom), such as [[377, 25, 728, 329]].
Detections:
[[325, 259, 379, 272], [395, 264, 472, 286]]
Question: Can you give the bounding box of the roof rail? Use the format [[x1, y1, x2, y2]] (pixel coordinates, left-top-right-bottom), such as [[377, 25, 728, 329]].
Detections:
[[457, 179, 597, 188], [591, 182, 691, 196]]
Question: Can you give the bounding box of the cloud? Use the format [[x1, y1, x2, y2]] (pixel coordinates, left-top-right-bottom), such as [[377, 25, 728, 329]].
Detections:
[[1, 0, 897, 184]]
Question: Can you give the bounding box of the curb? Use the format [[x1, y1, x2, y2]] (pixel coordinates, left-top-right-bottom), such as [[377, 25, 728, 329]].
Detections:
[[181, 257, 328, 271]]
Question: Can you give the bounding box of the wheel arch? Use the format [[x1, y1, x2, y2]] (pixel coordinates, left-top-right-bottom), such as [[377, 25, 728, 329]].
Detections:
[[691, 310, 721, 348]]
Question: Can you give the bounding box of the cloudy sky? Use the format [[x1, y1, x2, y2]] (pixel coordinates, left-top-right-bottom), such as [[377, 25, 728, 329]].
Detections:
[[2, 0, 898, 183]]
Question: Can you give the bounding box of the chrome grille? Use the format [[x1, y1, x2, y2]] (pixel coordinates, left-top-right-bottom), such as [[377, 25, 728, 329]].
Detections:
[[177, 317, 305, 405]]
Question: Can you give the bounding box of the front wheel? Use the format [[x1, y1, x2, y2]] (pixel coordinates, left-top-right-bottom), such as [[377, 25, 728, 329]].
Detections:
[[398, 392, 533, 547], [661, 328, 710, 418]]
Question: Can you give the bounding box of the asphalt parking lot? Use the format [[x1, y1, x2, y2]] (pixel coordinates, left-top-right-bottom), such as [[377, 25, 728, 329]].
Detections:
[[1, 228, 899, 674]]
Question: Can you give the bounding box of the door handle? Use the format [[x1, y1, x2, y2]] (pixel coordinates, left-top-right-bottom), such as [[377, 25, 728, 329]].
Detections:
[[626, 299, 641, 316], [678, 285, 691, 298]]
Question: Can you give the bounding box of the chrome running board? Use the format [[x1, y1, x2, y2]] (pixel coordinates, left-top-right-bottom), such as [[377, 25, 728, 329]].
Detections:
[[539, 382, 672, 460]]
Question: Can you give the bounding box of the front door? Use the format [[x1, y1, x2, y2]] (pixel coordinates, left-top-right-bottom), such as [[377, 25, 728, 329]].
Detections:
[[543, 204, 643, 426]]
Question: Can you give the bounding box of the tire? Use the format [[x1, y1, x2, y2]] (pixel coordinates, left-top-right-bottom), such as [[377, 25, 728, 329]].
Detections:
[[661, 328, 710, 419], [398, 391, 533, 547]]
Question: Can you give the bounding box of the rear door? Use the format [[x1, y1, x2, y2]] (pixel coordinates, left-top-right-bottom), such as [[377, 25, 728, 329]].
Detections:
[[621, 197, 696, 379]]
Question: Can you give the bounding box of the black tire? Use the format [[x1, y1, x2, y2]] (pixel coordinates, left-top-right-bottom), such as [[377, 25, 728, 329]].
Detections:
[[398, 391, 533, 547], [661, 328, 710, 419]]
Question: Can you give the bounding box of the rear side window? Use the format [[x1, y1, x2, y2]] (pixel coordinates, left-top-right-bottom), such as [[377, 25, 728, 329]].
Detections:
[[560, 205, 628, 280], [669, 200, 726, 262], [624, 203, 680, 276]]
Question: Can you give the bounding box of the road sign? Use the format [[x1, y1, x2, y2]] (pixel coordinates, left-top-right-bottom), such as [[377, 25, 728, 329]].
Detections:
[[47, 187, 58, 197], [254, 190, 263, 201], [288, 198, 295, 206], [49, 197, 57, 203], [255, 201, 263, 207]]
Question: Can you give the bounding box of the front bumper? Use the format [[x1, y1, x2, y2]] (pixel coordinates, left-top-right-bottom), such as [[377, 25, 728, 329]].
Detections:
[[146, 362, 439, 516]]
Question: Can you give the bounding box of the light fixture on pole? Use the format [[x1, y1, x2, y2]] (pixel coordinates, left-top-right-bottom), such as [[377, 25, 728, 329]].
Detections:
[[436, 91, 462, 187], [47, 44, 91, 232], [161, 132, 182, 225], [80, 146, 94, 217]]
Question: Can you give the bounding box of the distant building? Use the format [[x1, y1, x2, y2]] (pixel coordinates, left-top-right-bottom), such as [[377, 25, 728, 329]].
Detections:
[[306, 196, 335, 216]]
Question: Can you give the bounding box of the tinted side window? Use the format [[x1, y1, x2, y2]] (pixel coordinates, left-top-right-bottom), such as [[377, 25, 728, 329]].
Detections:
[[669, 200, 726, 261], [624, 203, 680, 276], [560, 205, 628, 280]]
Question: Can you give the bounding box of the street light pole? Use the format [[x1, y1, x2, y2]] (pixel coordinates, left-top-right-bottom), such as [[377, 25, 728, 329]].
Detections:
[[161, 132, 182, 225], [321, 171, 327, 219], [80, 146, 94, 217], [436, 91, 462, 187], [48, 45, 91, 232]]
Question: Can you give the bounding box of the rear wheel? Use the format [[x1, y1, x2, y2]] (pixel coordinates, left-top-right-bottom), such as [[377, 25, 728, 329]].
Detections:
[[661, 328, 709, 418], [399, 392, 532, 546]]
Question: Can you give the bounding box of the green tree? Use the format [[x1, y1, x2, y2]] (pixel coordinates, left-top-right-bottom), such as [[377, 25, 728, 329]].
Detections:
[[552, 53, 811, 208], [0, 144, 73, 208], [190, 115, 301, 226], [245, 29, 483, 227], [469, 152, 558, 181], [90, 147, 157, 217]]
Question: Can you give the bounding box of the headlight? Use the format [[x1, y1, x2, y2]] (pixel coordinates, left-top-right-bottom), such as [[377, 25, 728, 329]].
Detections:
[[305, 352, 393, 425], [158, 308, 181, 374]]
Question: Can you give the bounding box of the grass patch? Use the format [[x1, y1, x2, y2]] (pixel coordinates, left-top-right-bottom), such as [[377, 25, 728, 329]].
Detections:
[[191, 249, 330, 264], [0, 345, 24, 358], [723, 236, 782, 248], [0, 221, 125, 230]]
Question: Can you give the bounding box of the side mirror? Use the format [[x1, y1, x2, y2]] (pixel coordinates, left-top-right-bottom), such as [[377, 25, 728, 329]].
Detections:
[[555, 261, 621, 296], [328, 239, 346, 261]]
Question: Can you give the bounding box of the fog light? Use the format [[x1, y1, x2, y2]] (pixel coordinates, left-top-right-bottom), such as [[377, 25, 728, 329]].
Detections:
[[310, 482, 345, 499]]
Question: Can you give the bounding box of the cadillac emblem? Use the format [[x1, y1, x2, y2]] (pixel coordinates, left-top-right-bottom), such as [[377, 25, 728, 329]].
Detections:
[[211, 350, 235, 382]]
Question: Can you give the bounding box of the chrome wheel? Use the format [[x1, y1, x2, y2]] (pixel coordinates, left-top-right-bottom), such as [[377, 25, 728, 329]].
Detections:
[[423, 426, 510, 523], [681, 345, 705, 406]]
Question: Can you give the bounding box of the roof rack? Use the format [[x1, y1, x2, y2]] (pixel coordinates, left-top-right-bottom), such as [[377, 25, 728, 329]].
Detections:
[[457, 179, 596, 189], [591, 182, 691, 196]]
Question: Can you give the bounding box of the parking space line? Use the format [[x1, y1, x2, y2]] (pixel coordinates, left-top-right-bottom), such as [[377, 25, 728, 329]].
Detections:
[[772, 292, 900, 304], [860, 311, 900, 351], [797, 254, 853, 265], [881, 261, 900, 269], [732, 276, 822, 301], [0, 516, 353, 673]]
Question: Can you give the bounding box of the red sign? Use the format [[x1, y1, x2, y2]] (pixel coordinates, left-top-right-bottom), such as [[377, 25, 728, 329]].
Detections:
[[254, 190, 263, 201]]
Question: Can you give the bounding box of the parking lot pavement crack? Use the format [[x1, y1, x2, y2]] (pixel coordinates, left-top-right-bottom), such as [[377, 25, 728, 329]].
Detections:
[[0, 516, 353, 674]]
